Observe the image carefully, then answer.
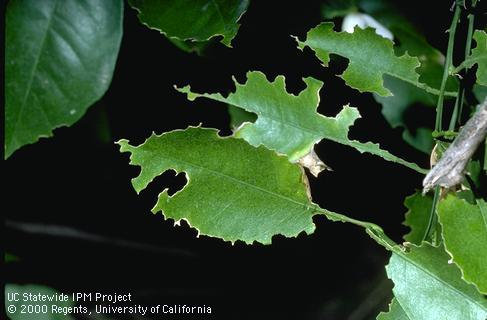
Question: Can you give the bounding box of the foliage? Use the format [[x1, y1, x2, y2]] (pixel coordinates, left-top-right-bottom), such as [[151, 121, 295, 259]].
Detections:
[[376, 298, 408, 320], [296, 22, 456, 97], [118, 127, 319, 244], [385, 243, 487, 320], [402, 192, 433, 245], [5, 0, 487, 319], [178, 71, 426, 172], [460, 30, 487, 86], [438, 195, 487, 294], [129, 0, 249, 48], [5, 0, 123, 158]]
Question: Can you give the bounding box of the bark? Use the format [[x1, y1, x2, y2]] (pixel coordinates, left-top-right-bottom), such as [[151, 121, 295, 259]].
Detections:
[[423, 98, 487, 193]]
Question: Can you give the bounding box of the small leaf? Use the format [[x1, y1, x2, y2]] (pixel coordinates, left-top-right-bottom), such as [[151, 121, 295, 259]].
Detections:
[[297, 22, 454, 97], [5, 0, 123, 158], [377, 298, 409, 320], [178, 71, 426, 173], [403, 192, 433, 245], [129, 0, 249, 47], [462, 30, 487, 86], [438, 195, 487, 294], [118, 127, 320, 245], [386, 243, 487, 320]]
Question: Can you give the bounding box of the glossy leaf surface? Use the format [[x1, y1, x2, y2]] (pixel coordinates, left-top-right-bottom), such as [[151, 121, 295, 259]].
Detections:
[[5, 0, 123, 158]]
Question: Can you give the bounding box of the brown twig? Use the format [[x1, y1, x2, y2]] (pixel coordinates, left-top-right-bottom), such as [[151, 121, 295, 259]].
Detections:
[[423, 97, 487, 193]]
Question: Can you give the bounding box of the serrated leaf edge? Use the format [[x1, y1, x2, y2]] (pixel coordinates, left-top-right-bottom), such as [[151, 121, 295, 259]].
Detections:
[[295, 22, 456, 97], [128, 1, 248, 47], [386, 242, 487, 314], [177, 71, 427, 173], [117, 125, 320, 245], [438, 196, 487, 295]]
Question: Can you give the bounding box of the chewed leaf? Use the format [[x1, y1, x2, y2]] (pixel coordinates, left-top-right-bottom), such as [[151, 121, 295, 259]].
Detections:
[[438, 195, 487, 294], [403, 192, 433, 245], [129, 0, 249, 47], [462, 30, 487, 86], [386, 243, 487, 320], [118, 127, 320, 245], [296, 22, 453, 97], [377, 298, 409, 320], [177, 71, 426, 173]]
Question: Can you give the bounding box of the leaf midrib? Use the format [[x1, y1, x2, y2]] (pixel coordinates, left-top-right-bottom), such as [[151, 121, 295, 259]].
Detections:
[[8, 0, 59, 149], [204, 92, 424, 172], [306, 30, 420, 85], [142, 150, 315, 211], [394, 250, 487, 311], [304, 28, 456, 96], [206, 91, 362, 147], [209, 0, 228, 33]]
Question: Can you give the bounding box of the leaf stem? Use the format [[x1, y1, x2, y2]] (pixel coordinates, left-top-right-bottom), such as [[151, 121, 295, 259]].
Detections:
[[422, 186, 440, 242], [425, 2, 462, 242], [435, 4, 461, 132], [317, 208, 398, 251], [450, 4, 476, 129]]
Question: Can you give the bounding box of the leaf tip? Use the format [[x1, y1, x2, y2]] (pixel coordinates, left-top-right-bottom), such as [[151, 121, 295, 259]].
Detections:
[[116, 139, 132, 153]]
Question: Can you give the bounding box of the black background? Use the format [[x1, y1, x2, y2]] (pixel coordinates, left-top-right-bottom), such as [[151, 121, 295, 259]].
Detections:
[[4, 1, 485, 319]]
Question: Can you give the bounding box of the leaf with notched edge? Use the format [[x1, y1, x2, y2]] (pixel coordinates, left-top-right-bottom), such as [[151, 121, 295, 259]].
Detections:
[[129, 0, 249, 47], [296, 22, 454, 97], [377, 298, 409, 320], [403, 192, 433, 245], [118, 127, 321, 245], [438, 195, 487, 295], [386, 243, 487, 320], [177, 71, 426, 174], [462, 30, 487, 86]]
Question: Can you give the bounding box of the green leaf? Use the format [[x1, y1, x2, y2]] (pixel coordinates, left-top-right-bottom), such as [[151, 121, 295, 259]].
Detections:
[[297, 22, 455, 97], [377, 298, 409, 320], [321, 3, 457, 153], [348, 1, 457, 92], [168, 38, 210, 55], [403, 192, 433, 245], [386, 243, 487, 320], [118, 127, 320, 245], [129, 0, 249, 47], [374, 77, 435, 154], [178, 71, 426, 173], [5, 0, 123, 158], [5, 284, 74, 320], [438, 195, 487, 294], [321, 0, 357, 20], [473, 84, 487, 103], [228, 104, 256, 129], [462, 30, 487, 86]]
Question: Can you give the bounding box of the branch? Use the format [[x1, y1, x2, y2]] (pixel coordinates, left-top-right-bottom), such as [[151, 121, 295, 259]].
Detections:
[[423, 97, 487, 193]]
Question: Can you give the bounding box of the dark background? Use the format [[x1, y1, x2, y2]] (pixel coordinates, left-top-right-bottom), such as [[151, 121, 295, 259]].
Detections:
[[4, 1, 483, 319]]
